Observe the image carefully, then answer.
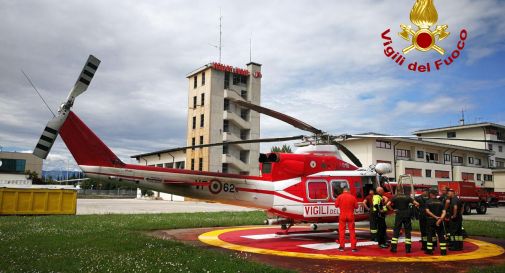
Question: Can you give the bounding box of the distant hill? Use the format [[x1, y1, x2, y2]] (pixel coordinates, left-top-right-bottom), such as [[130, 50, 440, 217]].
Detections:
[[42, 170, 83, 181]]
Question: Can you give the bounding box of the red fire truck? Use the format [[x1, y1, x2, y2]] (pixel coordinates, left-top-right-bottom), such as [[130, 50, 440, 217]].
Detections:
[[438, 181, 488, 215]]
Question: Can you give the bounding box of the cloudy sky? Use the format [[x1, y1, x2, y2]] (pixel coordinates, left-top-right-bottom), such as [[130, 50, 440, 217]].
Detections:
[[1, 0, 504, 170]]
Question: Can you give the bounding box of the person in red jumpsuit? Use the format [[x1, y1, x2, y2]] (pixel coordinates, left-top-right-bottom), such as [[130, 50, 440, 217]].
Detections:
[[335, 187, 359, 252]]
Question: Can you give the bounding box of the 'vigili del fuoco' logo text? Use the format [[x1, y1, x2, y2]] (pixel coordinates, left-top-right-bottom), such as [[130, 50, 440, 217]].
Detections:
[[381, 0, 468, 72]]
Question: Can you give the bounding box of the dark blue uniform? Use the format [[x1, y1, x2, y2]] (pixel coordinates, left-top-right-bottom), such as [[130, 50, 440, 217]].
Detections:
[[426, 198, 447, 255], [390, 194, 414, 253]]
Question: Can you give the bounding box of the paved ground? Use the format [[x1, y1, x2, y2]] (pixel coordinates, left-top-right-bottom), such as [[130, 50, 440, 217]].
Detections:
[[76, 199, 256, 215], [151, 226, 505, 273], [465, 207, 505, 222]]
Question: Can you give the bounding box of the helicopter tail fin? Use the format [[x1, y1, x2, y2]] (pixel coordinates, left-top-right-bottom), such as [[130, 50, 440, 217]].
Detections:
[[59, 111, 123, 167]]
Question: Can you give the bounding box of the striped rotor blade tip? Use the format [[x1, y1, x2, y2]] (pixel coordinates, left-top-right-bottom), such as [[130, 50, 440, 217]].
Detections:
[[71, 55, 101, 98], [33, 125, 59, 159]]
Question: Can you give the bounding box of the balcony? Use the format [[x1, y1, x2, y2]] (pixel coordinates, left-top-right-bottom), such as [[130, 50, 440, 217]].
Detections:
[[222, 133, 251, 150], [223, 110, 250, 129], [224, 89, 246, 102], [222, 154, 249, 171]]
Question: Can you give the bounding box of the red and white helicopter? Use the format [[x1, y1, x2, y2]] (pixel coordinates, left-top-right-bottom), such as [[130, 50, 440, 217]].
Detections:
[[32, 55, 503, 232]]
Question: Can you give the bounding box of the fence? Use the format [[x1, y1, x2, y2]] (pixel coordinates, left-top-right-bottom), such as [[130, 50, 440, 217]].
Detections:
[[77, 189, 137, 198]]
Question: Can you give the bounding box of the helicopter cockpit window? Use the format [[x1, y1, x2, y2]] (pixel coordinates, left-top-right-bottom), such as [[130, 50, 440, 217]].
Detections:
[[261, 163, 272, 174], [331, 180, 349, 199]]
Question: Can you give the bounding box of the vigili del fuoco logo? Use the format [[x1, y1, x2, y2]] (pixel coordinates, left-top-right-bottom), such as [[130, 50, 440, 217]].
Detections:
[[381, 0, 468, 72]]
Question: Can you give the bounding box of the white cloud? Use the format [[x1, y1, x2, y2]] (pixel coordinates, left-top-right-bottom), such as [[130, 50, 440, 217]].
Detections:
[[0, 0, 503, 170]]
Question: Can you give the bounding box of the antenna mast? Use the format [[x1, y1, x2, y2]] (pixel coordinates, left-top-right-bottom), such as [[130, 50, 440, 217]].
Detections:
[[218, 10, 222, 62]]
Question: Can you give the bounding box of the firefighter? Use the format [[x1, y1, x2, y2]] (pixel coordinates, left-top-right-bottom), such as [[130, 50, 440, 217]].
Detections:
[[362, 189, 377, 241], [425, 190, 447, 255], [335, 187, 359, 252], [387, 187, 419, 253], [447, 189, 464, 251], [373, 187, 389, 248], [415, 188, 430, 250]]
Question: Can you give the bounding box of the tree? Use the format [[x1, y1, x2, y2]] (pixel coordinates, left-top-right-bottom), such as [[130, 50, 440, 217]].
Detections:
[[25, 170, 44, 184], [270, 144, 293, 153]]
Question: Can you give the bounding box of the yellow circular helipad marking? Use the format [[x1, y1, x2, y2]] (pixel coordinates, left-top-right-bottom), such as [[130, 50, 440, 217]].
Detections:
[[198, 226, 504, 262]]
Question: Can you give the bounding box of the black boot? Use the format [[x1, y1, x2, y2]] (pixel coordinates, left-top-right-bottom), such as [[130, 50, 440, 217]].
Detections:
[[406, 244, 411, 253], [441, 249, 447, 256], [390, 244, 397, 253]]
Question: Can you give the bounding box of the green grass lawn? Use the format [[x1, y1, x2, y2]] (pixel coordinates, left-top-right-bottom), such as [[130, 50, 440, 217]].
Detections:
[[0, 211, 292, 273], [1, 212, 504, 273]]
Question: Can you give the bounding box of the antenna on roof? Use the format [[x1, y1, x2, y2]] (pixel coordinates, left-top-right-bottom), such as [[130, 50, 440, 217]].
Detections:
[[459, 109, 465, 125], [209, 9, 223, 63], [249, 34, 252, 62]]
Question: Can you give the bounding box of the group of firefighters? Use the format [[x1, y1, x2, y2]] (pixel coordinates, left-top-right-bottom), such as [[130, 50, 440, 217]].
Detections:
[[334, 184, 465, 255]]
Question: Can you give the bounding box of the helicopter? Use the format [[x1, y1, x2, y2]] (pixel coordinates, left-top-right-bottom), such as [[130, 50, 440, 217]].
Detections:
[[32, 55, 504, 232]]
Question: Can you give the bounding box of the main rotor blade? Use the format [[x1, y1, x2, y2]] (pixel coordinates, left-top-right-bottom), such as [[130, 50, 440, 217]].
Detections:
[[231, 99, 323, 135], [131, 135, 305, 158], [345, 134, 505, 144], [331, 140, 362, 167]]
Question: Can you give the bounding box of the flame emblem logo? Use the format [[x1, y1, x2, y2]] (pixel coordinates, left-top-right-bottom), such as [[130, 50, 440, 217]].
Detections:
[[399, 0, 450, 54]]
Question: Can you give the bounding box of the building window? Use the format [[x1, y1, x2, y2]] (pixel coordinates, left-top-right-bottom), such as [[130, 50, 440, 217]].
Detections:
[[222, 144, 228, 155], [191, 137, 195, 150], [200, 114, 204, 127], [376, 140, 391, 149], [0, 159, 26, 174], [426, 152, 438, 162], [223, 99, 230, 111], [453, 156, 463, 164], [489, 144, 493, 151], [307, 181, 329, 200], [499, 146, 503, 153], [395, 149, 411, 159], [199, 136, 204, 146], [468, 157, 474, 164], [444, 154, 451, 162], [475, 158, 482, 165], [223, 120, 229, 132], [222, 163, 228, 173], [201, 71, 205, 85], [425, 169, 432, 178], [447, 131, 456, 138], [484, 174, 493, 181], [201, 93, 205, 106], [191, 159, 195, 170], [240, 150, 249, 163], [462, 172, 474, 181], [490, 159, 495, 167], [435, 170, 450, 178], [240, 129, 249, 140], [417, 151, 424, 159], [233, 74, 247, 85], [241, 90, 248, 100], [198, 157, 203, 171], [193, 96, 197, 108], [224, 72, 230, 88], [192, 116, 196, 129], [193, 75, 197, 89], [240, 108, 250, 121], [376, 160, 392, 164], [405, 168, 422, 177], [497, 161, 505, 168], [477, 174, 482, 180]]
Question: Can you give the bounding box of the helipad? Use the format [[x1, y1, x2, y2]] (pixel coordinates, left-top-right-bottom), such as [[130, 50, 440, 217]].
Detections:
[[198, 226, 504, 262]]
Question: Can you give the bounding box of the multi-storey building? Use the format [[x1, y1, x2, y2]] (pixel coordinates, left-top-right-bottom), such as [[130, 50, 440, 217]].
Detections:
[[413, 122, 505, 192], [185, 62, 262, 175], [338, 135, 494, 188]]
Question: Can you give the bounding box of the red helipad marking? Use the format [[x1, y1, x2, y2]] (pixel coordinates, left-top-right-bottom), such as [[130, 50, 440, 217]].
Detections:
[[199, 226, 504, 262]]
